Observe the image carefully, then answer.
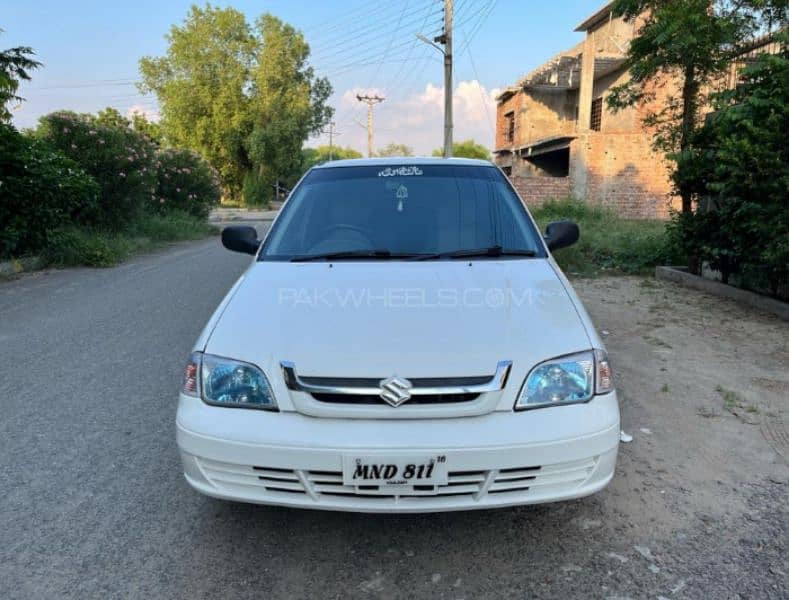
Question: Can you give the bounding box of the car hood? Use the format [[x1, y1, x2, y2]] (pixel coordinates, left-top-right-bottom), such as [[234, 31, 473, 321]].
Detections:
[[204, 260, 592, 381]]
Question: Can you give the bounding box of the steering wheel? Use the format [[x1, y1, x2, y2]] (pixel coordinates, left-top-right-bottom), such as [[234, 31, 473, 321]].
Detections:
[[316, 224, 375, 246]]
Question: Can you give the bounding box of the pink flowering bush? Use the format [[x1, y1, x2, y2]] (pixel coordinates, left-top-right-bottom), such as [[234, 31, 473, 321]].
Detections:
[[38, 111, 157, 229], [0, 124, 99, 258], [155, 148, 221, 219]]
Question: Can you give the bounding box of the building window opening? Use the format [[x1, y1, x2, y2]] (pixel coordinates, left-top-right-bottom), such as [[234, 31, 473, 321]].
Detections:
[[590, 97, 603, 131], [504, 111, 515, 143], [524, 147, 570, 178]]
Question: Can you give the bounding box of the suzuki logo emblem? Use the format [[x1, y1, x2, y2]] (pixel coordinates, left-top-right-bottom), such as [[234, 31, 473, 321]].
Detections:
[[379, 375, 413, 407]]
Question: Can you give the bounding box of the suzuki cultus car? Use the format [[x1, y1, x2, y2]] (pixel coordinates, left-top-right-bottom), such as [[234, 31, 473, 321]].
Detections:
[[177, 157, 619, 512]]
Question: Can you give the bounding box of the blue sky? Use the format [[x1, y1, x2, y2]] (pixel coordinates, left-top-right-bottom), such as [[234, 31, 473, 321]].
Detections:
[[4, 0, 603, 154]]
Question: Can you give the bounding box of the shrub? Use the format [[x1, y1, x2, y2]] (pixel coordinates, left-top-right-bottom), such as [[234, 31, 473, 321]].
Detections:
[[43, 227, 135, 267], [0, 124, 99, 258], [242, 171, 270, 207], [531, 198, 675, 275], [37, 111, 157, 229], [668, 39, 789, 297], [127, 210, 218, 242], [43, 212, 218, 268], [155, 148, 221, 219]]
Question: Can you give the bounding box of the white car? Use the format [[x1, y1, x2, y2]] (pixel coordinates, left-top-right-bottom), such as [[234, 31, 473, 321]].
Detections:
[[177, 157, 619, 512]]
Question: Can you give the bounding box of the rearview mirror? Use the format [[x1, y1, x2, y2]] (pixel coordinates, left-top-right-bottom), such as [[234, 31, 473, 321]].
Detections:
[[222, 226, 260, 255], [544, 220, 579, 251]]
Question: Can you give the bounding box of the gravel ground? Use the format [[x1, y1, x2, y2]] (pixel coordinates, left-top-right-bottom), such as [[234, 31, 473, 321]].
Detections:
[[0, 235, 786, 599]]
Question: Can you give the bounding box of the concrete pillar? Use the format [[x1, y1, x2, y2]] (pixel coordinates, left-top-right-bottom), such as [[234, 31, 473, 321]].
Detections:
[[577, 31, 595, 131], [573, 30, 596, 200]]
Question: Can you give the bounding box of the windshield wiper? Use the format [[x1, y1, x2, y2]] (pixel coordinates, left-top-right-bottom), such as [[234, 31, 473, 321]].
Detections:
[[290, 250, 424, 262], [412, 245, 537, 261]]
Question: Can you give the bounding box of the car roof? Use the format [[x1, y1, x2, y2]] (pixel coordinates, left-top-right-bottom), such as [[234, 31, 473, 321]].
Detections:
[[312, 156, 494, 169]]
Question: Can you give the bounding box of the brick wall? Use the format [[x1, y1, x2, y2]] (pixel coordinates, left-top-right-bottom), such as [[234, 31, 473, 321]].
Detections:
[[510, 176, 572, 207], [573, 133, 677, 219], [495, 93, 520, 150]]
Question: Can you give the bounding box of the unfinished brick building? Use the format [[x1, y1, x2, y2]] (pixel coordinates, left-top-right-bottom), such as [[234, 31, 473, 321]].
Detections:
[[494, 2, 677, 218]]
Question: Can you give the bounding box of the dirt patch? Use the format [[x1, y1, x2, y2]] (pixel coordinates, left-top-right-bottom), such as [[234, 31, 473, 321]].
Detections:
[[574, 275, 789, 537]]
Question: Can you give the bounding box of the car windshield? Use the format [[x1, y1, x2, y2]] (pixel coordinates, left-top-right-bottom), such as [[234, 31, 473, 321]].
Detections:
[[259, 163, 545, 261]]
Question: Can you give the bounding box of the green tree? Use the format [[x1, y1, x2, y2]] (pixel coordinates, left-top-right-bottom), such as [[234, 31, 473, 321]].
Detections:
[[95, 107, 130, 129], [432, 139, 489, 159], [607, 0, 785, 213], [302, 145, 362, 170], [139, 5, 254, 197], [0, 30, 42, 122], [672, 36, 788, 293], [130, 111, 163, 145], [376, 143, 413, 157], [244, 14, 333, 203], [139, 5, 332, 202]]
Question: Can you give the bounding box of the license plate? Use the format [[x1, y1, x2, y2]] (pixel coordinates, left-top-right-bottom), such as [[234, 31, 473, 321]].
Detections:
[[342, 454, 449, 487]]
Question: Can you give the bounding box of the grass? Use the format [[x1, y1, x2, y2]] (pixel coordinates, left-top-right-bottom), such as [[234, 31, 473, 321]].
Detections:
[[716, 385, 743, 412], [43, 210, 218, 268], [530, 198, 674, 276]]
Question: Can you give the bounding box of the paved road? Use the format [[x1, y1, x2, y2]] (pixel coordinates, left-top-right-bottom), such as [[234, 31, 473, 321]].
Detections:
[[1, 235, 786, 599]]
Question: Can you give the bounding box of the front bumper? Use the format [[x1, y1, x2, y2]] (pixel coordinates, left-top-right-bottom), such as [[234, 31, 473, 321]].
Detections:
[[176, 392, 620, 513]]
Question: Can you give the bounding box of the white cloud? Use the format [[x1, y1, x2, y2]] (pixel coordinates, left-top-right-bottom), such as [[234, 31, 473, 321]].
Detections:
[[316, 80, 497, 156], [125, 104, 160, 122]]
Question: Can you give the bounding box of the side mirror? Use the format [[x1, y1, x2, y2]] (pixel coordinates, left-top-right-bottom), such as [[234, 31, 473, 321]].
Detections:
[[544, 220, 579, 251], [222, 226, 260, 255]]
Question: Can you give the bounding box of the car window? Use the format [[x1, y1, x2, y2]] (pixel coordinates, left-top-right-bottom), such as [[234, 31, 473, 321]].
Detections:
[[260, 164, 545, 260]]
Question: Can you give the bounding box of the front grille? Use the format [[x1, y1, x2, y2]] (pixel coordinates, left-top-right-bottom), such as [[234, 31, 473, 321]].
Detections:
[[311, 392, 480, 405], [306, 469, 487, 497], [300, 375, 492, 388], [281, 360, 512, 414], [195, 456, 598, 503]]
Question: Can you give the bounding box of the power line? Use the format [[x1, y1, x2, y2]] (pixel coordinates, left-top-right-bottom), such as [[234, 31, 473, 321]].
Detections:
[[466, 46, 494, 136], [312, 9, 443, 65], [368, 0, 412, 90], [310, 2, 441, 51]]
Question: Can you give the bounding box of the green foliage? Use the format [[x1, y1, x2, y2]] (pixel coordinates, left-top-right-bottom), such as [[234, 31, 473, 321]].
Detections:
[[38, 111, 158, 229], [130, 111, 163, 145], [432, 139, 490, 159], [43, 211, 218, 268], [242, 171, 270, 207], [531, 198, 676, 275], [376, 143, 413, 157], [0, 29, 42, 122], [139, 5, 253, 196], [95, 106, 131, 129], [0, 124, 99, 258], [43, 227, 136, 267], [155, 147, 221, 219], [302, 145, 362, 170], [126, 210, 218, 242], [139, 6, 332, 199], [244, 14, 334, 202], [667, 38, 789, 296]]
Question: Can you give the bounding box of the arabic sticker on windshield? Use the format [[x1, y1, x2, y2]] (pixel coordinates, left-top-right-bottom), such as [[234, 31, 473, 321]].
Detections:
[[378, 166, 423, 177]]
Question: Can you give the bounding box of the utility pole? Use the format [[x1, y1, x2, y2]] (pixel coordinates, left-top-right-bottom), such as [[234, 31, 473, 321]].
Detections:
[[356, 94, 385, 157], [321, 121, 341, 160], [441, 0, 453, 158], [417, 0, 453, 157]]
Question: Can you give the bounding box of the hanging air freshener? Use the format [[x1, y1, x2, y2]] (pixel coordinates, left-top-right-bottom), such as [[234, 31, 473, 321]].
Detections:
[[396, 184, 408, 212]]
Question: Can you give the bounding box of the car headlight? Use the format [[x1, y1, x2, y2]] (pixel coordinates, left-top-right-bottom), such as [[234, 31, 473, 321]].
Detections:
[[182, 352, 277, 410], [515, 349, 613, 411]]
